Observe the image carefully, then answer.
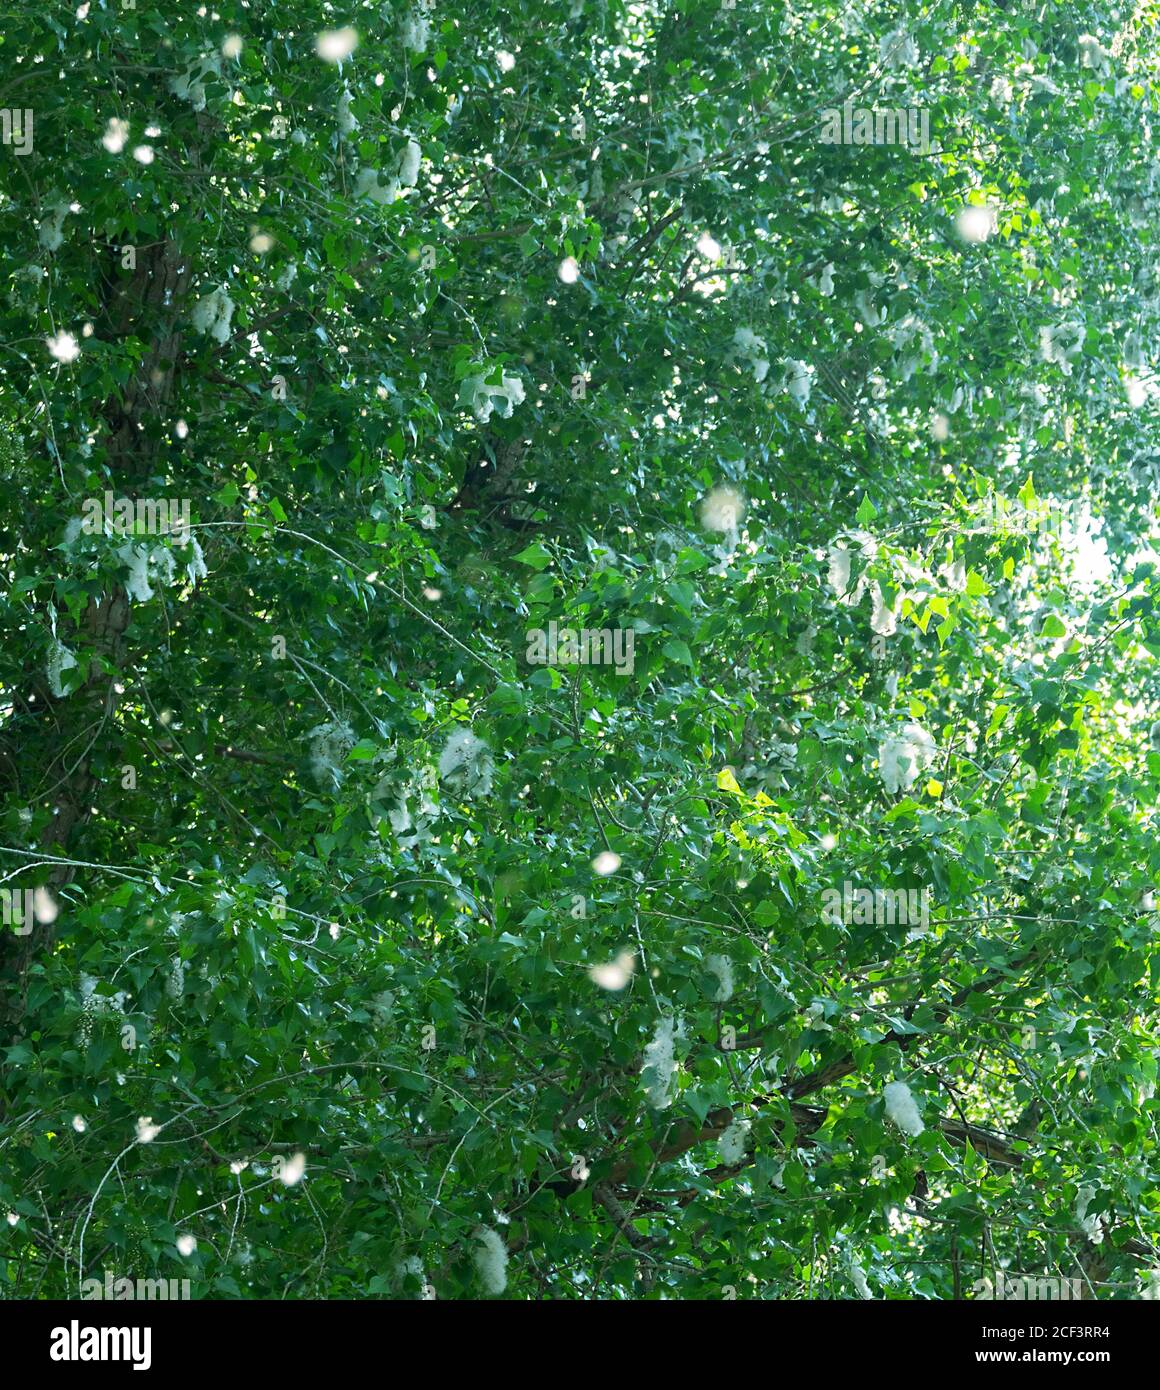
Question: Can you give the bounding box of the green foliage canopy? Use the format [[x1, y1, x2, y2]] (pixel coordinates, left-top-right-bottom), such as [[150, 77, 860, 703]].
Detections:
[[2, 0, 1160, 1300]]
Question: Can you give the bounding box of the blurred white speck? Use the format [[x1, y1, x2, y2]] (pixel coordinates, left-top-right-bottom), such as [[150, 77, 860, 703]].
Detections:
[[278, 1152, 306, 1186], [34, 887, 58, 923], [102, 117, 129, 154], [316, 27, 358, 62], [46, 331, 81, 364], [589, 950, 635, 990], [956, 204, 995, 244], [700, 485, 745, 536]]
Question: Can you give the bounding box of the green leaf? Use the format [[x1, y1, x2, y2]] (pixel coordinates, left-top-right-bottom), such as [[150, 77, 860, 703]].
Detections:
[[513, 542, 553, 570]]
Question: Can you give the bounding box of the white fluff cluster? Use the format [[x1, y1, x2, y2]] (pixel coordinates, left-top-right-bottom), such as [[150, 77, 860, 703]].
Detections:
[[816, 262, 835, 296], [308, 719, 356, 790], [938, 556, 966, 592], [879, 26, 919, 70], [473, 1227, 508, 1294], [191, 286, 235, 344], [827, 543, 853, 601], [642, 1014, 684, 1109], [782, 358, 813, 405], [127, 543, 158, 601], [717, 1118, 751, 1165], [883, 1079, 924, 1136], [705, 953, 734, 1003], [1029, 74, 1061, 97], [888, 313, 938, 380], [169, 54, 223, 111], [355, 136, 422, 206], [438, 728, 495, 798], [870, 583, 898, 636], [39, 199, 71, 252], [8, 264, 45, 313], [732, 327, 770, 384], [47, 638, 78, 697], [878, 723, 936, 795], [826, 532, 877, 607], [355, 167, 397, 204], [337, 87, 359, 134], [853, 289, 884, 328], [398, 137, 422, 189], [394, 1254, 428, 1296], [700, 485, 745, 540], [76, 974, 129, 1047], [1038, 322, 1085, 376], [370, 990, 396, 1024], [186, 537, 208, 582], [1124, 372, 1149, 409], [848, 1259, 873, 1299], [462, 369, 526, 423], [990, 75, 1013, 104], [1076, 1185, 1103, 1244], [387, 790, 413, 838], [373, 759, 440, 849], [166, 956, 187, 999], [1078, 35, 1112, 73], [115, 539, 206, 604], [401, 11, 432, 53]]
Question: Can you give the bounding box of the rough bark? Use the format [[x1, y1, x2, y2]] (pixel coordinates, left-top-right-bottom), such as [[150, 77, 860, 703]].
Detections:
[[1, 237, 191, 1025]]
